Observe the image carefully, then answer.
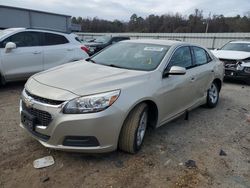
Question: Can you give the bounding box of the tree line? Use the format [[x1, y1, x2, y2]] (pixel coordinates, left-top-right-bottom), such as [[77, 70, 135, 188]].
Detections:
[[72, 9, 250, 33]]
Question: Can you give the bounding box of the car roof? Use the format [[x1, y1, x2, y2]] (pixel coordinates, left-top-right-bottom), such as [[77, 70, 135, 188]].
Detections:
[[229, 40, 250, 44], [121, 39, 184, 46], [4, 27, 25, 31], [2, 28, 70, 35]]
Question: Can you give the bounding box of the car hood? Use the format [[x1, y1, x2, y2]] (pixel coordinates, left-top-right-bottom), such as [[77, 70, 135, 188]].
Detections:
[[211, 50, 250, 60], [29, 61, 149, 100]]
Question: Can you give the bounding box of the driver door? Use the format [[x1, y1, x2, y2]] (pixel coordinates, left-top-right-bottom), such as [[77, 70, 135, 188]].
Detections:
[[0, 31, 43, 81], [157, 46, 197, 124]]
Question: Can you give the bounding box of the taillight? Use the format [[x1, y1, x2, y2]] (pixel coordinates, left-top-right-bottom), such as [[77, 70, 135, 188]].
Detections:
[[81, 46, 89, 53]]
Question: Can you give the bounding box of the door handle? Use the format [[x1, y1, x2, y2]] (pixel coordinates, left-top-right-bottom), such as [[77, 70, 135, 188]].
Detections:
[[33, 51, 41, 54], [67, 48, 74, 51]]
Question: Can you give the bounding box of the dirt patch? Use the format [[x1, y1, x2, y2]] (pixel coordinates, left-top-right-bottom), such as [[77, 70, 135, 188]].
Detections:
[[0, 82, 250, 188]]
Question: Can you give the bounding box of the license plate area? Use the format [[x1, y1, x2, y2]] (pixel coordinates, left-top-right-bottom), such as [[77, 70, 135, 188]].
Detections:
[[21, 110, 36, 131]]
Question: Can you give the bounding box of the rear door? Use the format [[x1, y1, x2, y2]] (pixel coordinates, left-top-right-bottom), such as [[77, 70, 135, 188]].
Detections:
[[190, 46, 214, 99], [0, 31, 43, 80], [42, 32, 72, 70]]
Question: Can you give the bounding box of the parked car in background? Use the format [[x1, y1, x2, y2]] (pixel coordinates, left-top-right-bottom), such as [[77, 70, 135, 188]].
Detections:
[[0, 28, 89, 85], [84, 35, 130, 55], [211, 41, 250, 84], [20, 39, 223, 154]]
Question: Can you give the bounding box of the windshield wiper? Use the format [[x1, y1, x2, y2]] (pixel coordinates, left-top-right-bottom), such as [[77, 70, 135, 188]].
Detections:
[[86, 58, 96, 64], [108, 64, 124, 68]]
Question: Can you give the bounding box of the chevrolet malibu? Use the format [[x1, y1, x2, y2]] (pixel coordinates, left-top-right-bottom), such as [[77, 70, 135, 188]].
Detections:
[[20, 40, 224, 154]]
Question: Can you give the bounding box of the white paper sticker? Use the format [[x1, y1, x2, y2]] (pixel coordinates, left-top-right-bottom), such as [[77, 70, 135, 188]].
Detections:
[[144, 47, 164, 52]]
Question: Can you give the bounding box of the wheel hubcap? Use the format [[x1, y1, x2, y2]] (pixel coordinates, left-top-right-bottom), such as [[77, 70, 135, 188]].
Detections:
[[209, 83, 218, 104], [136, 111, 148, 147]]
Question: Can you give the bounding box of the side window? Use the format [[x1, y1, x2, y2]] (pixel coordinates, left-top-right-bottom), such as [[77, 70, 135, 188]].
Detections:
[[2, 32, 41, 47], [169, 46, 192, 68], [43, 33, 69, 46], [192, 47, 211, 65]]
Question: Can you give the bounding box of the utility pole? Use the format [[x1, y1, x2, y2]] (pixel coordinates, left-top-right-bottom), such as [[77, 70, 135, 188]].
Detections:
[[205, 12, 211, 33], [205, 21, 209, 33]]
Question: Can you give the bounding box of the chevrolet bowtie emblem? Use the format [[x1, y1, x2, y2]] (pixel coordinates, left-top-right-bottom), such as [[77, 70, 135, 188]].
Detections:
[[24, 96, 34, 108]]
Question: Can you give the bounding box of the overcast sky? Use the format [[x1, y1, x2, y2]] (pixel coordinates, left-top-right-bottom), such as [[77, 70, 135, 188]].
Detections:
[[1, 0, 249, 20]]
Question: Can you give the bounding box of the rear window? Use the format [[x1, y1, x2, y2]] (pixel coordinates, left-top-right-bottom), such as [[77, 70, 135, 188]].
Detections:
[[43, 33, 69, 46]]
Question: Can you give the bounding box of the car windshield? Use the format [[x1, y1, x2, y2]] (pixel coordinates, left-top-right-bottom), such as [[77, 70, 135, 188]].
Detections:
[[221, 42, 250, 52], [0, 30, 12, 39], [94, 36, 111, 43], [90, 42, 170, 71]]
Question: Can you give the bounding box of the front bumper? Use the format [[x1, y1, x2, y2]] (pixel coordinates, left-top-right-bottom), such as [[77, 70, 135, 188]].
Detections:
[[19, 90, 125, 153], [224, 68, 250, 81]]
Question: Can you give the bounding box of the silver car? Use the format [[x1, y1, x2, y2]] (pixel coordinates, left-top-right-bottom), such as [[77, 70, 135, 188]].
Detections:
[[20, 40, 224, 154]]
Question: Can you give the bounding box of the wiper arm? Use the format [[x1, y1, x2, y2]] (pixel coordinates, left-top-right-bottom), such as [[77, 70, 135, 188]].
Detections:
[[86, 58, 96, 64], [108, 64, 123, 68]]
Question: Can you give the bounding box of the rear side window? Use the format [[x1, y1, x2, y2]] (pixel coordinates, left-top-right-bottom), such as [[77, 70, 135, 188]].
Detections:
[[169, 46, 192, 68], [192, 47, 211, 65], [2, 31, 41, 47], [43, 33, 69, 46]]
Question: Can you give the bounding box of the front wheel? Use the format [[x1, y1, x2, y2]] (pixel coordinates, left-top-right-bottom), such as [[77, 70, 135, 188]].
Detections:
[[118, 103, 148, 154], [206, 82, 219, 108]]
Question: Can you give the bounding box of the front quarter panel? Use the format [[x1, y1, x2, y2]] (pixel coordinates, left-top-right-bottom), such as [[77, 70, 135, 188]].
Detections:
[[214, 59, 224, 82]]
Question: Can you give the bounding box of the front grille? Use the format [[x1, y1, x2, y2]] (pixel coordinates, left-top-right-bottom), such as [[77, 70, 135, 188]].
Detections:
[[25, 90, 64, 105], [22, 102, 52, 127]]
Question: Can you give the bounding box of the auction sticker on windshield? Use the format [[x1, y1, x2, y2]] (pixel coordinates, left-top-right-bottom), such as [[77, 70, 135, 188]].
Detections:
[[144, 47, 164, 52]]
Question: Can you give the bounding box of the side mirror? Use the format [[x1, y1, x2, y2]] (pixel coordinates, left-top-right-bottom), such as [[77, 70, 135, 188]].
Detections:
[[5, 42, 16, 52], [163, 66, 186, 78]]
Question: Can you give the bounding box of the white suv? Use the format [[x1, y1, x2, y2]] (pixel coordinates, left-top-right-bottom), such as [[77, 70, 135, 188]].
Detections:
[[0, 28, 89, 84]]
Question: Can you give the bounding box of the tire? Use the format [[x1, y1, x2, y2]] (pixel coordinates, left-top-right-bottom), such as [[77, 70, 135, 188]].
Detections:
[[0, 74, 4, 86], [206, 82, 219, 108], [119, 103, 148, 154]]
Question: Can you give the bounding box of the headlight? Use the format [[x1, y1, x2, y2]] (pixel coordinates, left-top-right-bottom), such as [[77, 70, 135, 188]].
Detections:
[[63, 90, 120, 114], [244, 67, 250, 74]]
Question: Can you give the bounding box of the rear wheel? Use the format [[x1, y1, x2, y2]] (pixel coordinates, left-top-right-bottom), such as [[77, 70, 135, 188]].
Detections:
[[206, 82, 219, 108], [118, 103, 148, 154]]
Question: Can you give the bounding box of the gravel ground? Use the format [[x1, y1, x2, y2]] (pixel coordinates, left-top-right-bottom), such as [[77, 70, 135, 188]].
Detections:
[[0, 81, 250, 188]]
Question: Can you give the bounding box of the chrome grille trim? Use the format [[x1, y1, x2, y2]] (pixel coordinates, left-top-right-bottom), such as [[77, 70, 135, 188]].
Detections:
[[25, 90, 64, 105]]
